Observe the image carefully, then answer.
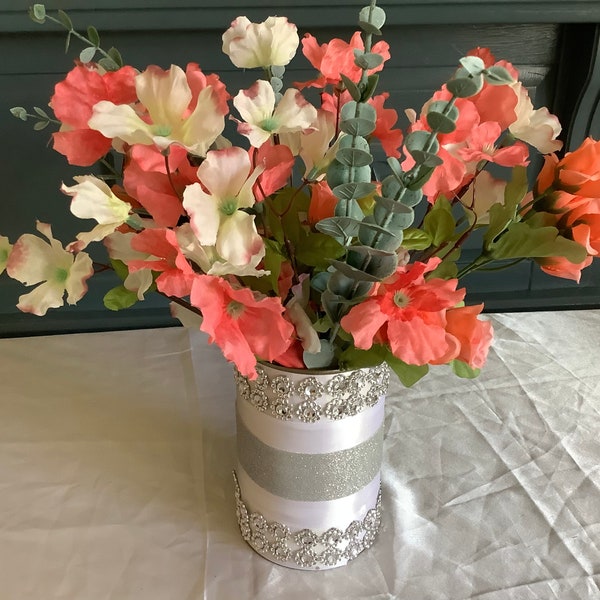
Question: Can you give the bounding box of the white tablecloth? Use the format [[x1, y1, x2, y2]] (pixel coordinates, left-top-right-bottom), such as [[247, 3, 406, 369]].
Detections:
[[1, 310, 599, 599]]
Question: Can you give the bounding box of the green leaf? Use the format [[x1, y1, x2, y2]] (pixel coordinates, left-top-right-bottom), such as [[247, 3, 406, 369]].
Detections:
[[483, 166, 527, 248], [10, 107, 27, 121], [87, 25, 100, 47], [29, 4, 46, 23], [405, 130, 439, 156], [271, 65, 285, 78], [303, 339, 336, 369], [426, 111, 457, 134], [452, 360, 481, 379], [107, 46, 124, 68], [263, 239, 286, 294], [296, 232, 345, 269], [33, 120, 49, 130], [109, 259, 129, 281], [79, 46, 96, 63], [358, 5, 386, 32], [361, 74, 379, 102], [270, 76, 283, 93], [459, 55, 485, 76], [424, 198, 455, 246], [354, 51, 385, 71], [329, 259, 381, 282], [57, 9, 73, 30], [429, 248, 460, 279], [336, 147, 373, 168], [488, 223, 588, 262], [33, 106, 50, 119], [385, 353, 429, 387], [340, 73, 361, 102], [338, 344, 387, 370], [315, 216, 361, 242], [446, 74, 483, 98], [401, 228, 432, 250], [103, 285, 138, 311], [484, 65, 514, 85]]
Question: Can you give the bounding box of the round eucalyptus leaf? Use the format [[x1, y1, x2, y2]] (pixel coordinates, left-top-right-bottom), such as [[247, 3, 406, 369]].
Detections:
[[359, 5, 386, 29], [333, 181, 377, 201], [426, 111, 457, 134], [374, 197, 415, 229], [336, 147, 373, 168], [334, 197, 365, 220], [270, 76, 283, 93], [79, 46, 97, 63], [446, 74, 483, 98], [340, 101, 377, 125], [271, 65, 286, 78], [484, 65, 515, 85], [405, 130, 439, 155], [459, 55, 485, 76], [354, 52, 384, 71], [409, 150, 443, 168]]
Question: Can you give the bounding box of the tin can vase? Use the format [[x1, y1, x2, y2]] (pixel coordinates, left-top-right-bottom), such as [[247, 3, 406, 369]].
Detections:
[[233, 361, 389, 570]]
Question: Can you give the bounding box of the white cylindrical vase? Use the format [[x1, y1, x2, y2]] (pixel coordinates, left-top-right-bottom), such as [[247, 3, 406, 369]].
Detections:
[[233, 362, 388, 570]]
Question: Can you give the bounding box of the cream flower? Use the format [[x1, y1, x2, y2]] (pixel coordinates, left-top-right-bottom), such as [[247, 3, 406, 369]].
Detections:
[[233, 80, 317, 147], [0, 235, 12, 275], [222, 16, 299, 69], [103, 231, 154, 300], [461, 171, 507, 225], [89, 64, 225, 157], [176, 223, 267, 278], [6, 222, 93, 316], [509, 82, 562, 154], [61, 176, 131, 250], [182, 147, 264, 267]]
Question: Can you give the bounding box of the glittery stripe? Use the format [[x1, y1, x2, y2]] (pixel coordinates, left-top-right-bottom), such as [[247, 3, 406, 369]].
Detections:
[[236, 414, 384, 501]]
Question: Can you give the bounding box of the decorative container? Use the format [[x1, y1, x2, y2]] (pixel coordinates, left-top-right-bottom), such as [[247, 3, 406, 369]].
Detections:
[[232, 361, 389, 570]]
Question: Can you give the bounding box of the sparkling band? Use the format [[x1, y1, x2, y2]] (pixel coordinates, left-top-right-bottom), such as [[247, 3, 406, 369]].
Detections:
[[236, 414, 384, 501], [234, 363, 389, 423], [234, 472, 382, 570]]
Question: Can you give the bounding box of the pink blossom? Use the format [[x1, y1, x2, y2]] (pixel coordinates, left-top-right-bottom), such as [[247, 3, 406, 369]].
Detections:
[[50, 63, 137, 166], [340, 259, 466, 366], [190, 275, 294, 378], [297, 32, 390, 89], [127, 228, 197, 297], [458, 122, 529, 167]]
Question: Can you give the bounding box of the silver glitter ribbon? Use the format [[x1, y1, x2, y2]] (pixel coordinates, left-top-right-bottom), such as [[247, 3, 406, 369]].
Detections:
[[236, 414, 384, 501]]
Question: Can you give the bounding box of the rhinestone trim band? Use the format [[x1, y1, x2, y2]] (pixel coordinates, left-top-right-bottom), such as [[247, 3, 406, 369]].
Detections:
[[234, 363, 390, 423], [233, 472, 382, 569]]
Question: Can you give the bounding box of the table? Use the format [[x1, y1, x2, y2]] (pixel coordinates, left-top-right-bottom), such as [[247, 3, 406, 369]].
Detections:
[[1, 310, 599, 599]]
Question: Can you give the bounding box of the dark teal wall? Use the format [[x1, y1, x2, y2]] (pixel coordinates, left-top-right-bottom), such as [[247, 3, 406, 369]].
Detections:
[[2, 1, 600, 335]]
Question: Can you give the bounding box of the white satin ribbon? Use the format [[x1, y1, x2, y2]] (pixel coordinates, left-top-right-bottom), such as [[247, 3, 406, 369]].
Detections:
[[236, 463, 381, 532], [236, 394, 385, 454]]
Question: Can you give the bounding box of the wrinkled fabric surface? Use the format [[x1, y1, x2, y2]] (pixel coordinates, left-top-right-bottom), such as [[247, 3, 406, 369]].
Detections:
[[0, 310, 599, 600]]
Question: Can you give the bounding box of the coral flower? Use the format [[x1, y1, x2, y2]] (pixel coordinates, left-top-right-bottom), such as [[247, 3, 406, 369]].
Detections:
[[6, 222, 93, 316], [127, 228, 197, 297], [459, 122, 529, 167], [50, 63, 137, 166], [297, 31, 390, 89], [190, 275, 294, 378], [444, 304, 493, 369], [537, 138, 600, 197], [340, 259, 466, 365]]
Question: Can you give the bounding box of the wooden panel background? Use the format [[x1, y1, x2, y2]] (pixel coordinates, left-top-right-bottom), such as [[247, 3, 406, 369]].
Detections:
[[1, 1, 600, 335]]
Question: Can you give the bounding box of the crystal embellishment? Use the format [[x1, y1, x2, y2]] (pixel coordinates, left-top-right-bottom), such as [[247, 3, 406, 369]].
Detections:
[[233, 472, 382, 569], [236, 363, 389, 423]]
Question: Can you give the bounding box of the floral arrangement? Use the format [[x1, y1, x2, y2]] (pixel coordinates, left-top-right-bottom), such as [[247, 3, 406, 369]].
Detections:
[[1, 2, 598, 384]]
